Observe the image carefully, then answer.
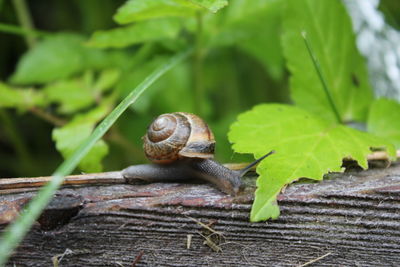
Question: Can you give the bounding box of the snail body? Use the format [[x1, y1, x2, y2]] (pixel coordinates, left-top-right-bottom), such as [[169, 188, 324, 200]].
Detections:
[[122, 158, 244, 195], [122, 112, 274, 195]]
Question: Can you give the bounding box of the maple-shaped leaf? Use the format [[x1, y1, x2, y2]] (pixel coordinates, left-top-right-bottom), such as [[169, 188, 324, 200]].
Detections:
[[229, 104, 396, 222], [282, 0, 373, 123]]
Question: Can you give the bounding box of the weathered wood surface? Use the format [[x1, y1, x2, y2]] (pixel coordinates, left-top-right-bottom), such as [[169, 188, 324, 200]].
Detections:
[[1, 163, 400, 267]]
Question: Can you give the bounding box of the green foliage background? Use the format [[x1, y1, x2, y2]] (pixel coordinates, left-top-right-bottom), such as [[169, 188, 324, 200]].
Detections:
[[0, 0, 291, 177]]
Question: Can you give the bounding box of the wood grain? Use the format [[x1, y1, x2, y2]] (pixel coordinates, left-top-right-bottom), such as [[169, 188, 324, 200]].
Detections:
[[1, 164, 399, 266]]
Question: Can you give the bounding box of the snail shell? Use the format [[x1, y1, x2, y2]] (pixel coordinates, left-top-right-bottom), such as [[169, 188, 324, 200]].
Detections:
[[143, 112, 215, 164]]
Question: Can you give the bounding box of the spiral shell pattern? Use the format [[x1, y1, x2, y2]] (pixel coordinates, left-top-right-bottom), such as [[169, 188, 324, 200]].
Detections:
[[143, 112, 215, 164]]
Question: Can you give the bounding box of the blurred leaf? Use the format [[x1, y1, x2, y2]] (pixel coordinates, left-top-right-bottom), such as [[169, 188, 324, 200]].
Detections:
[[118, 56, 194, 114], [87, 18, 182, 48], [44, 69, 120, 114], [114, 0, 227, 24], [52, 104, 111, 172], [0, 82, 45, 110], [367, 98, 400, 149], [229, 104, 396, 221], [114, 0, 199, 24], [117, 57, 168, 113], [93, 69, 121, 93], [209, 0, 284, 79], [43, 78, 94, 114], [282, 0, 373, 123], [191, 0, 228, 13], [11, 34, 88, 84], [152, 60, 194, 113], [10, 33, 125, 85]]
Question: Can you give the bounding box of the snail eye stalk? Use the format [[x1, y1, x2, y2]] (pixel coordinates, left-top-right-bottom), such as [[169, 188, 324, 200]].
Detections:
[[239, 150, 275, 178]]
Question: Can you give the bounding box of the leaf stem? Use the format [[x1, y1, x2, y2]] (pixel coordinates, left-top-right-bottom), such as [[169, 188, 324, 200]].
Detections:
[[302, 31, 342, 124], [193, 11, 205, 116], [29, 107, 67, 127], [0, 48, 192, 266], [12, 0, 36, 47]]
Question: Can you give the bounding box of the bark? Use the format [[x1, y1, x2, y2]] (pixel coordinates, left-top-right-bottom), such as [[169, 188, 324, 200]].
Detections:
[[1, 164, 400, 267]]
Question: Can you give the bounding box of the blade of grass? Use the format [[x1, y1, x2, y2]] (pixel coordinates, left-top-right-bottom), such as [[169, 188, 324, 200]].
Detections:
[[302, 31, 342, 124], [0, 48, 192, 266]]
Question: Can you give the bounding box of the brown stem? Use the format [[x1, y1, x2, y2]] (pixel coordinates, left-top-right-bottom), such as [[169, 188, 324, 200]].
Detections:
[[365, 150, 400, 161], [29, 107, 67, 126], [105, 127, 144, 160]]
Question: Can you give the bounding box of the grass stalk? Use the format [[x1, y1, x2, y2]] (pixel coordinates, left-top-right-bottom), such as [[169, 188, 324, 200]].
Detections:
[[302, 31, 342, 124], [0, 48, 192, 266], [12, 0, 36, 47]]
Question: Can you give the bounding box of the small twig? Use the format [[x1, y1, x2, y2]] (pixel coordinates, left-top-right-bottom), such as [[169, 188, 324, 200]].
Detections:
[[186, 215, 226, 252], [296, 252, 332, 267], [198, 232, 222, 252], [51, 248, 73, 267], [366, 150, 400, 161], [106, 127, 145, 161], [131, 250, 144, 267], [186, 234, 193, 249], [29, 107, 67, 127], [184, 215, 223, 236]]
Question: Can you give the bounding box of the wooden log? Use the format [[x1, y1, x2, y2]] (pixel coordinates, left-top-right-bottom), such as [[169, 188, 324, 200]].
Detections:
[[1, 163, 400, 266]]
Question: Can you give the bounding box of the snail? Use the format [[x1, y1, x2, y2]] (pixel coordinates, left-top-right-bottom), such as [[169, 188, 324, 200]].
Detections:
[[122, 112, 275, 195]]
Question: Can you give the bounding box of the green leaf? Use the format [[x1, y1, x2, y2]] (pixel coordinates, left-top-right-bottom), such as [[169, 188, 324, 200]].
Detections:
[[0, 82, 45, 110], [229, 104, 395, 221], [367, 98, 400, 149], [93, 69, 121, 93], [210, 0, 284, 79], [114, 0, 227, 24], [43, 68, 121, 115], [117, 57, 169, 113], [43, 78, 94, 114], [11, 34, 87, 84], [87, 18, 181, 48], [191, 0, 228, 13], [114, 0, 198, 24], [282, 0, 373, 123], [10, 33, 119, 85], [52, 105, 110, 172]]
